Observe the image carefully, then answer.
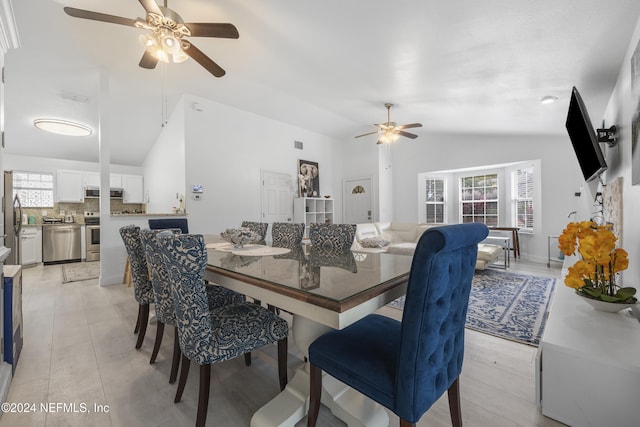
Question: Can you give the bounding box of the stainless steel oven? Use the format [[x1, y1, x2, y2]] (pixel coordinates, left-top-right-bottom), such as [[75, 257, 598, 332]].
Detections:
[[84, 211, 100, 261]]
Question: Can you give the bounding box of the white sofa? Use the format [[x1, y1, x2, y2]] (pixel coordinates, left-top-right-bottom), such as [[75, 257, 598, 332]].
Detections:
[[351, 222, 505, 270]]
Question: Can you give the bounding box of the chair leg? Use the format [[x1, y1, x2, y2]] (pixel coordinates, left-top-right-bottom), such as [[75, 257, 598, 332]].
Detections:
[[277, 337, 288, 391], [307, 363, 322, 427], [196, 364, 212, 427], [169, 327, 181, 384], [267, 304, 281, 315], [448, 376, 463, 427], [135, 304, 149, 349], [244, 352, 252, 366], [150, 321, 165, 363], [174, 353, 190, 403], [399, 419, 415, 427], [134, 304, 142, 334]]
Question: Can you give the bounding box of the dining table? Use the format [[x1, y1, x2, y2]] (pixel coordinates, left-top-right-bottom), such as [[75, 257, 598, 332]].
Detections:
[[204, 236, 413, 427]]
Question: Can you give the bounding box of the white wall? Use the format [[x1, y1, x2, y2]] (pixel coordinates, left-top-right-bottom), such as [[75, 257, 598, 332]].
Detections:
[[389, 133, 584, 262], [601, 16, 640, 286], [182, 95, 343, 235], [4, 154, 143, 176], [142, 97, 186, 214], [341, 135, 381, 221]]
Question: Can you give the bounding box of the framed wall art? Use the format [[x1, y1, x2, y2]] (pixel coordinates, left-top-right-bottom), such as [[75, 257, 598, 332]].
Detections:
[[298, 159, 319, 197]]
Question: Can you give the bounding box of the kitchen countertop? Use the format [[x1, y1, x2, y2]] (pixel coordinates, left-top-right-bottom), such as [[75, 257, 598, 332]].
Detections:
[[24, 222, 87, 226], [110, 213, 187, 217]]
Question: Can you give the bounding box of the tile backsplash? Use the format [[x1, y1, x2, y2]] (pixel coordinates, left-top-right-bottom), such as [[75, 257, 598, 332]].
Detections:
[[22, 199, 145, 224]]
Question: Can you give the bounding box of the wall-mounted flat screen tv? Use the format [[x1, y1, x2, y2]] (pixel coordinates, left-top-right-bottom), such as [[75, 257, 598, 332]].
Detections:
[[565, 86, 607, 182]]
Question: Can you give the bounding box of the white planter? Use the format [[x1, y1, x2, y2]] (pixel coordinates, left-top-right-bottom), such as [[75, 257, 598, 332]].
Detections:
[[577, 294, 637, 313]]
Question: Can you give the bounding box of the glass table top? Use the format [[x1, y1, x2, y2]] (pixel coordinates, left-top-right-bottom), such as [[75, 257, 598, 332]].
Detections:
[[206, 243, 412, 309]]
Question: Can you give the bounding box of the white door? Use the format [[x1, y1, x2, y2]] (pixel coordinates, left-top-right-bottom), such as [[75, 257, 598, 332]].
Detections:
[[261, 171, 293, 226], [343, 178, 373, 224]]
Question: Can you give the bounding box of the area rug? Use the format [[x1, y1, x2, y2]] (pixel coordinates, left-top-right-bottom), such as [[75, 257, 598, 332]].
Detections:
[[387, 269, 556, 346], [62, 262, 100, 283]]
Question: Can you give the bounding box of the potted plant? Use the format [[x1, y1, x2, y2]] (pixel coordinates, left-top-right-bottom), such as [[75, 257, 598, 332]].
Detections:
[[558, 221, 637, 311]]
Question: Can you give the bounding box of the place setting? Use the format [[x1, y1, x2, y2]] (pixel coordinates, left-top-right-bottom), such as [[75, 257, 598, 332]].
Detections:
[[208, 227, 291, 256]]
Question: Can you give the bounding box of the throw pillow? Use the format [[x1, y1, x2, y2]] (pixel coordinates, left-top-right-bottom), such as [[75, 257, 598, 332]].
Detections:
[[360, 237, 390, 248]]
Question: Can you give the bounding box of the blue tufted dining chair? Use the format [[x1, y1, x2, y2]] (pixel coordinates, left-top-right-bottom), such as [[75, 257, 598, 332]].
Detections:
[[240, 220, 269, 242], [140, 229, 246, 383], [272, 222, 305, 246], [158, 233, 289, 427], [119, 225, 156, 350], [307, 223, 489, 427], [309, 223, 356, 251]]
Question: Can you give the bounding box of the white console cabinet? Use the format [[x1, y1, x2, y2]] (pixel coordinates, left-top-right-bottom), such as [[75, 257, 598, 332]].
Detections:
[[537, 256, 640, 427]]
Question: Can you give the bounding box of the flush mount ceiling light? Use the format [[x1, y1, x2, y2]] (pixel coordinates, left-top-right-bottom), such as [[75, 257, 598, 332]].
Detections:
[[539, 95, 559, 104], [33, 119, 93, 136]]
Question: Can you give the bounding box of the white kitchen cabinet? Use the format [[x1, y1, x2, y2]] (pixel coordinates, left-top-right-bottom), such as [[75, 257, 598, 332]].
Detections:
[[122, 174, 144, 203], [19, 226, 42, 265], [84, 172, 100, 187], [293, 197, 334, 236], [56, 170, 84, 202], [109, 173, 123, 188]]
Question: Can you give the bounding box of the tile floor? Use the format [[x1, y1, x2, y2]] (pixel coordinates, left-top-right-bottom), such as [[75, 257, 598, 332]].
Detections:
[[0, 261, 566, 426]]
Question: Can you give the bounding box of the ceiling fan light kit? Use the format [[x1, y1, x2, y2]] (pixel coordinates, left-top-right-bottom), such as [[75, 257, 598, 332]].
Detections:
[[63, 0, 239, 77], [355, 103, 423, 144], [34, 119, 93, 136], [138, 31, 188, 63]]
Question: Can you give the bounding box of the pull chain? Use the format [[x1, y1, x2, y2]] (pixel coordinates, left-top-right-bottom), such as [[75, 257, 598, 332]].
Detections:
[[161, 62, 167, 127]]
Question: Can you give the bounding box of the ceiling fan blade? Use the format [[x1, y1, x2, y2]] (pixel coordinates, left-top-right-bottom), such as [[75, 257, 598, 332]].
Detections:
[[138, 0, 163, 16], [354, 130, 380, 139], [398, 130, 418, 139], [186, 23, 239, 39], [63, 7, 139, 27], [139, 51, 159, 69], [182, 41, 226, 77], [397, 123, 423, 130]]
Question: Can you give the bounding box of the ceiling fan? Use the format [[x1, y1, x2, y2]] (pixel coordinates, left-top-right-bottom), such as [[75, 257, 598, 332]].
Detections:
[[355, 103, 422, 144], [63, 0, 239, 77]]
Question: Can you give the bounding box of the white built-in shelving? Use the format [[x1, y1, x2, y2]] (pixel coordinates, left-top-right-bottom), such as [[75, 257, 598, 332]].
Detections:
[[293, 197, 334, 235]]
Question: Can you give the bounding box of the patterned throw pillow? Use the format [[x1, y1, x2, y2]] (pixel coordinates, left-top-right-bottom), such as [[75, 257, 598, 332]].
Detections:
[[360, 237, 390, 248]]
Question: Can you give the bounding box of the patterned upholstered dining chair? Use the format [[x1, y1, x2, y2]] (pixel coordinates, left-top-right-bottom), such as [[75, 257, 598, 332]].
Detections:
[[140, 229, 245, 383], [158, 233, 289, 427], [240, 220, 269, 242], [308, 223, 356, 251], [119, 225, 156, 350], [307, 223, 489, 427], [272, 222, 305, 246]]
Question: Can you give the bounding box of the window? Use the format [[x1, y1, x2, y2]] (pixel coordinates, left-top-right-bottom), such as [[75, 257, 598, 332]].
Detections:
[[512, 166, 534, 231], [13, 171, 54, 208], [424, 177, 445, 223], [460, 174, 498, 226]]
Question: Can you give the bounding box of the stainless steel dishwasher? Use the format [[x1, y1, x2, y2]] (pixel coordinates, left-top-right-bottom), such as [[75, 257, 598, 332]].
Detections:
[[42, 224, 82, 264]]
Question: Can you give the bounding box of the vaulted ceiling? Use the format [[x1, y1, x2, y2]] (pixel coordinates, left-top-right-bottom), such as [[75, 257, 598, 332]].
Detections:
[[4, 0, 640, 165]]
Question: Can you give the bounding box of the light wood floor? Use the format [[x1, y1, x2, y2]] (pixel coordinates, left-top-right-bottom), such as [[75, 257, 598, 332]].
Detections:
[[0, 258, 567, 427]]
